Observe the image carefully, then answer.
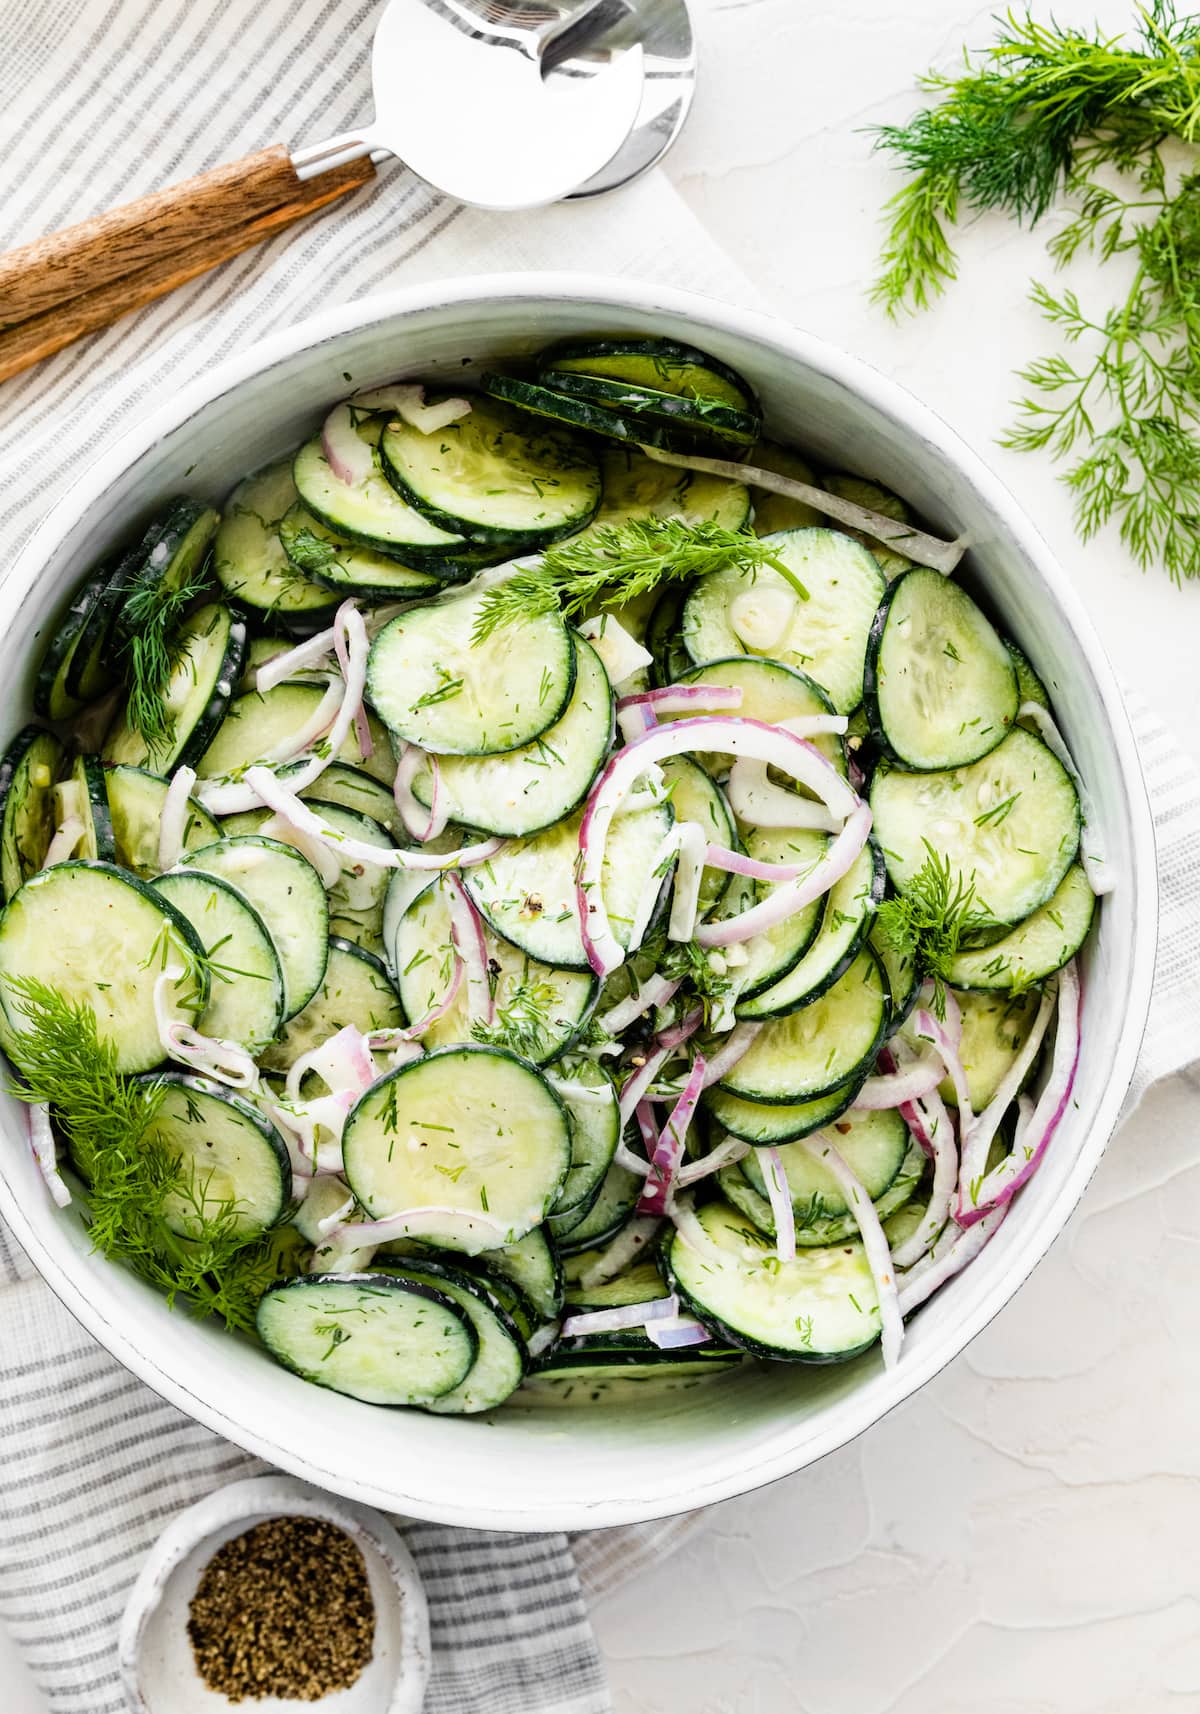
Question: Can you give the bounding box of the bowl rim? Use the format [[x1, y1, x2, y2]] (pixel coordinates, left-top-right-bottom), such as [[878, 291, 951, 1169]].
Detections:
[[0, 272, 1158, 1530]]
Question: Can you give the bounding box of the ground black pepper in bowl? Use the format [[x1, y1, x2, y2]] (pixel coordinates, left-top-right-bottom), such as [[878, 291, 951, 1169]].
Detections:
[[187, 1515, 376, 1701]]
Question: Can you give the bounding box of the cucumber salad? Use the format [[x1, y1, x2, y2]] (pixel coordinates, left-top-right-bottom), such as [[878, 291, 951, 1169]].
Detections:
[[0, 336, 1105, 1413]]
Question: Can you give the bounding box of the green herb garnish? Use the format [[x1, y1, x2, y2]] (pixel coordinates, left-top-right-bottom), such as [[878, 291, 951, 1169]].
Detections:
[[121, 568, 210, 754], [873, 844, 997, 1016]]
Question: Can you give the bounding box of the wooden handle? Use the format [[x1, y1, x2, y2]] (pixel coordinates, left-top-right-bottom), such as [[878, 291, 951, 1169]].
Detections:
[[0, 155, 376, 384], [0, 144, 326, 330]]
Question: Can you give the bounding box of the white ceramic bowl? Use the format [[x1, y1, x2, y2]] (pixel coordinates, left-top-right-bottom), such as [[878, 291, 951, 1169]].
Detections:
[[0, 275, 1156, 1531]]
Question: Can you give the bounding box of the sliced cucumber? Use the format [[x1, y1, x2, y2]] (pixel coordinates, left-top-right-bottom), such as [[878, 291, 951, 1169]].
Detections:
[[256, 1273, 477, 1406], [384, 1259, 527, 1414], [342, 1045, 570, 1251], [116, 500, 218, 632], [227, 800, 394, 957], [736, 840, 886, 1020], [293, 418, 468, 560], [390, 874, 596, 1064], [183, 836, 328, 1019], [367, 586, 575, 755], [645, 586, 693, 688], [484, 372, 744, 459], [944, 864, 1094, 991], [294, 761, 399, 834], [461, 796, 672, 969], [550, 1060, 620, 1219], [532, 369, 759, 451], [32, 573, 112, 722], [740, 1106, 909, 1220], [65, 557, 132, 704], [153, 869, 285, 1053], [195, 682, 390, 783], [59, 754, 115, 864], [104, 764, 220, 879], [659, 756, 735, 918], [723, 828, 827, 1002], [0, 861, 207, 1074], [550, 1157, 641, 1253], [662, 656, 845, 780], [749, 443, 823, 535], [865, 568, 1017, 769], [522, 1348, 741, 1402], [721, 1136, 925, 1247], [926, 987, 1044, 1109], [139, 1072, 291, 1236], [704, 1075, 861, 1146], [103, 602, 246, 774], [214, 461, 342, 632], [278, 504, 443, 599], [539, 337, 757, 413], [719, 947, 888, 1104], [825, 473, 914, 580], [870, 726, 1080, 925], [381, 394, 601, 546], [259, 937, 402, 1075], [1007, 639, 1050, 719], [564, 1258, 667, 1312], [870, 915, 919, 1027], [473, 1227, 563, 1321], [411, 634, 614, 838], [681, 528, 885, 714], [667, 1201, 881, 1362], [580, 447, 750, 540], [0, 727, 66, 901]]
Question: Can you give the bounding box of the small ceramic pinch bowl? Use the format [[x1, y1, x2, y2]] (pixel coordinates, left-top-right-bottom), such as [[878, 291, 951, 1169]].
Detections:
[[118, 1475, 431, 1714]]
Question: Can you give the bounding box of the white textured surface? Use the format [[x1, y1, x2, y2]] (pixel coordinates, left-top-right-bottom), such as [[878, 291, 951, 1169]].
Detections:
[[591, 2, 1200, 1709]]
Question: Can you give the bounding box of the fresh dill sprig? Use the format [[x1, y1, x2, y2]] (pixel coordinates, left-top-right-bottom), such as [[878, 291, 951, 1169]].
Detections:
[[471, 973, 560, 1059], [5, 979, 284, 1331], [120, 568, 210, 754], [873, 844, 997, 1017], [870, 3, 1200, 582], [470, 517, 807, 642]]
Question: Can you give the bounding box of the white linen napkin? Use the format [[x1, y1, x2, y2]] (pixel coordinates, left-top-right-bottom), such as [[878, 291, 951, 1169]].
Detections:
[[1, 3, 1199, 1710]]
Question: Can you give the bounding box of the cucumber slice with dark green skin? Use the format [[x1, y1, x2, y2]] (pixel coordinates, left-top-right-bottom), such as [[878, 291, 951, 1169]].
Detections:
[[259, 937, 402, 1075], [666, 1201, 882, 1362], [291, 761, 399, 834], [563, 1257, 667, 1312], [103, 763, 220, 878], [293, 418, 470, 562], [944, 864, 1094, 991], [720, 828, 827, 1003], [381, 393, 602, 547], [719, 947, 889, 1104], [523, 1348, 741, 1401], [473, 1227, 564, 1321], [183, 836, 328, 1019], [367, 587, 576, 755], [256, 1273, 478, 1407], [645, 585, 694, 687], [584, 446, 751, 540], [719, 1137, 925, 1247], [116, 499, 219, 642], [0, 861, 208, 1074], [278, 503, 447, 599], [343, 1045, 571, 1252], [103, 602, 247, 774], [538, 336, 758, 413], [550, 1060, 620, 1220], [533, 370, 760, 450], [153, 869, 285, 1053], [1008, 638, 1053, 731], [65, 554, 138, 704], [550, 1157, 642, 1253], [483, 371, 750, 459], [391, 873, 596, 1065], [411, 634, 615, 838], [703, 1073, 863, 1146], [869, 914, 919, 1027], [65, 753, 116, 863], [194, 681, 383, 781], [870, 726, 1081, 926], [659, 756, 734, 919], [32, 573, 112, 721], [740, 1106, 909, 1219], [661, 656, 846, 780], [215, 461, 343, 634], [382, 1258, 528, 1414], [920, 986, 1044, 1110], [136, 1071, 291, 1236], [864, 568, 1018, 769], [0, 727, 66, 900], [462, 796, 672, 970], [735, 841, 886, 1021]]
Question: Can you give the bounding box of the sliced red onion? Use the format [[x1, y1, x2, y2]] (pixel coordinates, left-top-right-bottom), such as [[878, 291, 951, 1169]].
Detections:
[[891, 1081, 960, 1271], [260, 811, 344, 888], [957, 962, 1080, 1226], [617, 702, 656, 745], [658, 1008, 704, 1052], [561, 1293, 678, 1338], [1017, 702, 1111, 893], [355, 384, 472, 435], [577, 716, 860, 976], [329, 1205, 509, 1253], [702, 841, 819, 884], [698, 1023, 763, 1089], [912, 1004, 974, 1133], [762, 1146, 796, 1262], [447, 873, 494, 1025], [41, 816, 85, 870], [614, 1102, 653, 1178], [668, 1189, 731, 1264], [394, 745, 448, 843], [726, 759, 841, 833], [243, 768, 504, 870], [617, 1012, 702, 1128], [255, 627, 336, 694], [956, 979, 1058, 1200], [898, 1200, 1009, 1315], [577, 1215, 663, 1288], [779, 713, 851, 740], [153, 968, 259, 1090], [696, 802, 872, 949], [854, 1051, 945, 1110], [618, 684, 745, 716], [625, 823, 683, 952], [321, 402, 374, 486], [676, 1133, 750, 1187], [309, 1024, 376, 1097], [334, 619, 372, 759], [526, 1321, 561, 1358], [28, 1103, 70, 1208], [668, 823, 708, 942], [315, 1188, 357, 1240], [800, 1132, 903, 1368], [638, 1053, 707, 1216], [645, 1315, 712, 1349], [599, 974, 683, 1037], [157, 767, 197, 873]]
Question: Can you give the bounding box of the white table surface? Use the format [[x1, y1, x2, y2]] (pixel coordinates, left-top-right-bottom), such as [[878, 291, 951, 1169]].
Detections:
[[592, 2, 1200, 1710], [3, 3, 1197, 1710]]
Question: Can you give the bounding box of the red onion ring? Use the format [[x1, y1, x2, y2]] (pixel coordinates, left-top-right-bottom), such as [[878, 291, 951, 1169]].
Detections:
[[762, 1146, 796, 1262], [695, 802, 872, 948], [637, 1053, 707, 1216], [321, 403, 374, 486]]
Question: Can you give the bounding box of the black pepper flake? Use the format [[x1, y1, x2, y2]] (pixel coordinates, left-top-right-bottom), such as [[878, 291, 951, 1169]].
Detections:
[[187, 1516, 375, 1702]]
